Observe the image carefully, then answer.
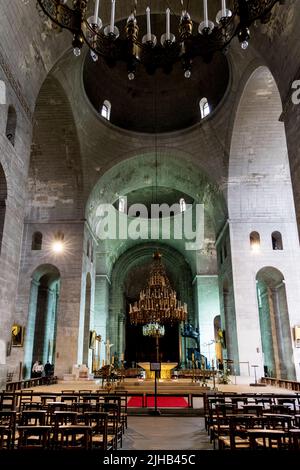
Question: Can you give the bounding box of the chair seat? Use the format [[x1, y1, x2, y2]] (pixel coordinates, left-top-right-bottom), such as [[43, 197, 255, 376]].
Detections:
[[219, 436, 250, 448]]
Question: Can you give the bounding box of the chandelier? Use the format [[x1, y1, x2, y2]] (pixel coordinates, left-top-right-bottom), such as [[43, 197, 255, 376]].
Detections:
[[143, 322, 165, 337], [129, 251, 187, 326], [37, 1, 280, 80]]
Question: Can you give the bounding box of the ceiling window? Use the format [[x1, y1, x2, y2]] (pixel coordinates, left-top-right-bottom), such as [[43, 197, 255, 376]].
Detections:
[[199, 97, 210, 119], [101, 100, 111, 121]]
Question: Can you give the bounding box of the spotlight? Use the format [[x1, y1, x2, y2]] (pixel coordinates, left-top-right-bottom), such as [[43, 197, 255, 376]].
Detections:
[[52, 241, 64, 254]]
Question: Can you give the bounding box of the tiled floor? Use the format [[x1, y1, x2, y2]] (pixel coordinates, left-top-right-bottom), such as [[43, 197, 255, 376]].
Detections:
[[122, 417, 212, 450]]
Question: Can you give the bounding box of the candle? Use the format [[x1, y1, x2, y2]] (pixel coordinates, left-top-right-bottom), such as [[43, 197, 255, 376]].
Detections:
[[94, 0, 100, 24], [203, 0, 208, 27], [222, 0, 226, 16], [212, 359, 215, 368], [146, 7, 151, 41], [110, 0, 116, 34], [111, 355, 114, 364], [121, 353, 124, 361], [166, 8, 170, 41]]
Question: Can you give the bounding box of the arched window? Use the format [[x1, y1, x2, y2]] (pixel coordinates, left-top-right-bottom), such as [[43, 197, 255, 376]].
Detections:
[[119, 196, 126, 213], [199, 97, 210, 119], [101, 100, 111, 121], [31, 232, 43, 250], [0, 80, 6, 105], [6, 105, 17, 146], [250, 231, 260, 252], [179, 198, 186, 212], [272, 231, 283, 250]]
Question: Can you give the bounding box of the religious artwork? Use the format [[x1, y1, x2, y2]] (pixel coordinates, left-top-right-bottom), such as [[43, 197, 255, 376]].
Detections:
[[217, 328, 226, 349], [89, 330, 97, 349], [11, 324, 24, 347]]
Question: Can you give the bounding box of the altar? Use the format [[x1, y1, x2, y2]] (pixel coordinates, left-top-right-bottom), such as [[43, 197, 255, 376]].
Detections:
[[138, 362, 178, 380]]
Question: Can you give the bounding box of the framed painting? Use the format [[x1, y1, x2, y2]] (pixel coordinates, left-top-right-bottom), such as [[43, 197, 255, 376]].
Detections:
[[11, 324, 25, 347]]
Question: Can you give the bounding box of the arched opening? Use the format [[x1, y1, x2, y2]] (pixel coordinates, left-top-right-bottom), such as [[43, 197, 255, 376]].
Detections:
[[100, 100, 111, 121], [23, 264, 60, 379], [6, 105, 17, 146], [82, 273, 92, 366], [256, 267, 295, 380], [31, 231, 43, 250], [250, 231, 260, 252], [0, 164, 7, 254], [199, 97, 210, 119], [272, 231, 283, 250]]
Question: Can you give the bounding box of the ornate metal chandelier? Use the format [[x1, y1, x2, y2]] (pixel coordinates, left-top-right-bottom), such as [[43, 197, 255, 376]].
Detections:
[[37, 0, 280, 80], [129, 252, 188, 326], [143, 322, 165, 337]]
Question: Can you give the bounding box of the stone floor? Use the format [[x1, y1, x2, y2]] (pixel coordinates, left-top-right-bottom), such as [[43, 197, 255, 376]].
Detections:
[[122, 417, 212, 450]]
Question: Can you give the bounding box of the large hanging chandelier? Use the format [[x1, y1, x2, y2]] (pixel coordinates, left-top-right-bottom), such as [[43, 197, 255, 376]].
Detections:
[[129, 252, 188, 326], [36, 1, 281, 80]]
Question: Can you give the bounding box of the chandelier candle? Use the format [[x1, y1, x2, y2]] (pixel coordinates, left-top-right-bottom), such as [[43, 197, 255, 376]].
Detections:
[[166, 8, 171, 41], [146, 7, 151, 42], [110, 0, 116, 34], [94, 0, 100, 24]]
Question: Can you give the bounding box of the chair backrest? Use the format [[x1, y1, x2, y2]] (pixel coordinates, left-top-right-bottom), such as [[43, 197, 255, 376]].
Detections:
[[20, 410, 47, 426], [58, 426, 91, 450], [51, 411, 78, 427], [18, 426, 50, 449], [0, 410, 17, 428]]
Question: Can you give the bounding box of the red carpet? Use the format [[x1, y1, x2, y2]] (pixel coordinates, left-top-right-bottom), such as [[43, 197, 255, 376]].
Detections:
[[128, 396, 188, 408]]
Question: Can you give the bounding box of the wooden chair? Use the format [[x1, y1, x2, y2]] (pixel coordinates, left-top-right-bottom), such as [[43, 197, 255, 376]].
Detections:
[[0, 411, 17, 449], [101, 402, 123, 449], [17, 426, 51, 449], [0, 393, 16, 411], [248, 429, 288, 450], [84, 412, 114, 450], [288, 429, 300, 450], [57, 425, 92, 450], [218, 416, 251, 450], [19, 410, 47, 426]]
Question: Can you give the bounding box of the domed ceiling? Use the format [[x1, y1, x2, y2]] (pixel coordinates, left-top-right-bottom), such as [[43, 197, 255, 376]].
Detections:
[[83, 14, 230, 134]]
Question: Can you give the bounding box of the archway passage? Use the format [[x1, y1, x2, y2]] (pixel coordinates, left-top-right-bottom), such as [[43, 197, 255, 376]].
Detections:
[[24, 265, 60, 378], [256, 267, 295, 380]]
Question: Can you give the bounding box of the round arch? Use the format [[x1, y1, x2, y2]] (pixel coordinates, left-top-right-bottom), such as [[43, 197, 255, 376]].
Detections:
[[23, 264, 61, 379], [108, 242, 194, 366], [256, 266, 295, 380]]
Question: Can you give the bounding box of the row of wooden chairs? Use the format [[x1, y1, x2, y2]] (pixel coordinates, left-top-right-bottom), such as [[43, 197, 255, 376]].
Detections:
[[214, 415, 300, 450], [0, 408, 123, 450]]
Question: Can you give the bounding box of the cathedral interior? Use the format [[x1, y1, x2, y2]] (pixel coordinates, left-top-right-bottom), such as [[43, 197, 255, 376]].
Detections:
[[1, 0, 300, 455]]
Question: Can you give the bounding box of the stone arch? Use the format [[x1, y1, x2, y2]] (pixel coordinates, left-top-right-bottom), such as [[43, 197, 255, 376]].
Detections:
[[108, 242, 194, 366], [228, 65, 294, 221], [256, 266, 295, 380], [29, 75, 83, 221], [23, 264, 60, 379]]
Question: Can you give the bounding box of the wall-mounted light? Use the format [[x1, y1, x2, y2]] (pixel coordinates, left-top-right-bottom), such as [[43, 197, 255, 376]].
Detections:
[[52, 231, 65, 254]]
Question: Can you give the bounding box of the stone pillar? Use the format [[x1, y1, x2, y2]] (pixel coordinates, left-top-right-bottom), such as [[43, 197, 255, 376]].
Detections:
[[194, 275, 221, 366], [118, 313, 126, 360], [94, 275, 110, 367], [23, 279, 40, 379]]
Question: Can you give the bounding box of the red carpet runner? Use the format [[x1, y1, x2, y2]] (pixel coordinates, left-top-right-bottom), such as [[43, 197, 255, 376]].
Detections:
[[128, 396, 188, 408]]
